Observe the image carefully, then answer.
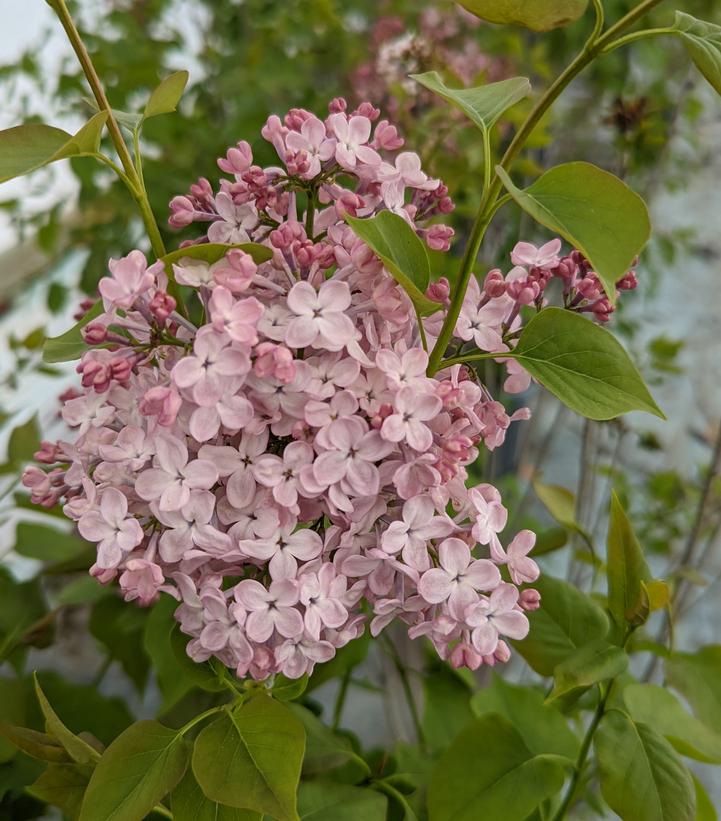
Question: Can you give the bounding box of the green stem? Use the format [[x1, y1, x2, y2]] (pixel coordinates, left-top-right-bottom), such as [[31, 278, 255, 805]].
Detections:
[[601, 27, 677, 54], [48, 0, 167, 261], [426, 0, 668, 376], [179, 703, 229, 736], [150, 805, 173, 820], [382, 636, 426, 752], [437, 350, 517, 370], [332, 669, 351, 731], [552, 682, 614, 821]]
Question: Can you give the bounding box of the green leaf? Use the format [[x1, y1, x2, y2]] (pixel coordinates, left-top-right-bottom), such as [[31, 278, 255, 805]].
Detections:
[[532, 480, 594, 551], [548, 639, 628, 701], [34, 676, 99, 765], [496, 162, 651, 300], [607, 491, 652, 635], [42, 300, 103, 363], [55, 576, 109, 607], [15, 522, 87, 563], [89, 596, 150, 693], [459, 0, 589, 31], [595, 710, 695, 821], [666, 646, 721, 734], [306, 631, 370, 691], [0, 113, 107, 184], [27, 762, 93, 820], [172, 769, 260, 821], [422, 666, 474, 754], [79, 721, 189, 821], [193, 695, 304, 821], [471, 675, 579, 759], [6, 416, 40, 466], [345, 212, 437, 315], [624, 684, 721, 764], [144, 71, 190, 119], [162, 241, 273, 275], [0, 572, 48, 660], [272, 674, 308, 701], [512, 308, 664, 420], [288, 704, 370, 781], [427, 713, 569, 821], [512, 574, 609, 676], [692, 774, 717, 821], [0, 725, 70, 763], [298, 782, 388, 821], [673, 13, 721, 95], [410, 72, 530, 133]]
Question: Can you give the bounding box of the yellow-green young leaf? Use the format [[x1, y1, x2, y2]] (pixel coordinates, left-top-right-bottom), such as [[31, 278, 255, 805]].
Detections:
[[298, 782, 388, 821], [470, 675, 580, 759], [459, 0, 588, 30], [79, 721, 189, 821], [345, 212, 437, 315], [172, 770, 260, 821], [192, 695, 304, 821], [42, 300, 104, 364], [624, 684, 721, 764], [0, 112, 107, 184], [643, 580, 670, 612], [410, 72, 531, 132], [512, 575, 609, 676], [427, 713, 570, 821], [595, 710, 695, 821], [144, 70, 190, 119], [34, 676, 100, 765], [666, 646, 721, 734], [607, 491, 652, 635], [512, 308, 664, 420], [162, 242, 273, 278], [0, 725, 70, 763], [496, 163, 651, 301], [673, 13, 721, 95], [548, 640, 628, 702], [28, 762, 94, 820], [692, 774, 717, 821]]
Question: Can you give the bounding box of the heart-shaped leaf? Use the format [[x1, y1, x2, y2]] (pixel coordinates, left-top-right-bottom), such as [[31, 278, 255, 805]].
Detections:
[[673, 13, 721, 95], [548, 640, 628, 701], [512, 308, 664, 420], [595, 710, 695, 821], [459, 0, 589, 31], [666, 646, 721, 734], [427, 713, 571, 821], [497, 162, 650, 300], [144, 70, 190, 119], [345, 211, 437, 315], [410, 72, 531, 133], [172, 769, 260, 821], [193, 695, 304, 821], [0, 112, 107, 184]]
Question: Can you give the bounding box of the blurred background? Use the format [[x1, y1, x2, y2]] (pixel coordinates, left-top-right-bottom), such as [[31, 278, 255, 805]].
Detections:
[[1, 0, 720, 815]]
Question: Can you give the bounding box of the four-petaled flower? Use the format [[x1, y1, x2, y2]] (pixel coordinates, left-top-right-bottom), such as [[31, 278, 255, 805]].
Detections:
[[381, 387, 442, 452], [78, 487, 144, 569], [466, 583, 530, 655], [285, 280, 356, 351]]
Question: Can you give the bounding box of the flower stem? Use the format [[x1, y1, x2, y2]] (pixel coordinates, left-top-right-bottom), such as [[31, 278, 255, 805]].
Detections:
[[426, 0, 668, 376], [178, 703, 229, 736], [332, 668, 352, 731]]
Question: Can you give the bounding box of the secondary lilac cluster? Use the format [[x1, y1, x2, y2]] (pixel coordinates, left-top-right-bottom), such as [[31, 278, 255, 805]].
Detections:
[[22, 99, 635, 681]]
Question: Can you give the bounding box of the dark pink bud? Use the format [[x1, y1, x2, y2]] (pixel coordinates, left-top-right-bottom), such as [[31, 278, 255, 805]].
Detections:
[[168, 195, 195, 228], [83, 322, 109, 345], [450, 642, 482, 671], [426, 277, 450, 305], [617, 270, 638, 290], [519, 588, 541, 611], [328, 97, 347, 114], [149, 291, 176, 324], [34, 441, 60, 464], [424, 225, 454, 252], [74, 297, 96, 321], [483, 269, 506, 298], [355, 101, 380, 121], [218, 141, 253, 175], [576, 275, 602, 301]]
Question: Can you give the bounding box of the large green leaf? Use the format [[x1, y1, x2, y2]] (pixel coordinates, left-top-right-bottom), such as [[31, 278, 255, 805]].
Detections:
[[0, 113, 107, 184], [427, 713, 569, 821], [595, 710, 695, 821], [606, 492, 652, 636], [172, 770, 259, 821], [144, 71, 190, 119], [410, 72, 530, 133], [673, 13, 721, 95], [15, 522, 87, 563], [624, 684, 721, 764], [497, 162, 650, 300], [471, 675, 579, 759], [79, 721, 189, 821], [0, 725, 70, 763], [692, 774, 717, 821], [459, 0, 589, 31], [298, 782, 387, 821], [512, 308, 664, 420], [422, 666, 474, 754], [345, 212, 437, 315], [42, 300, 104, 364], [162, 241, 272, 275], [666, 646, 721, 734], [193, 695, 304, 821], [548, 639, 628, 701], [512, 574, 609, 676]]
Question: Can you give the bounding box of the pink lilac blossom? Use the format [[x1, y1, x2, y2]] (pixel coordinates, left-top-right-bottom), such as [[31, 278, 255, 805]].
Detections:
[[23, 99, 637, 681]]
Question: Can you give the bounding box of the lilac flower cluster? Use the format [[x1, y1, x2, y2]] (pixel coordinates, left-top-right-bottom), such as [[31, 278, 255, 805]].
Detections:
[[23, 99, 633, 681]]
